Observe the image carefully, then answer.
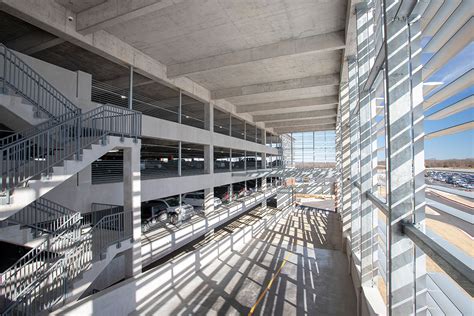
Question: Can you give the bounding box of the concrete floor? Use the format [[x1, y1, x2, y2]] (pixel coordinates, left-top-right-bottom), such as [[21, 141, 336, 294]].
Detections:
[[137, 206, 355, 315]]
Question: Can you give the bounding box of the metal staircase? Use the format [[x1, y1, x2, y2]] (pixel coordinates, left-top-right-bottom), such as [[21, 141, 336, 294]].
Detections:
[[0, 43, 141, 208], [0, 43, 140, 314], [0, 201, 132, 315]]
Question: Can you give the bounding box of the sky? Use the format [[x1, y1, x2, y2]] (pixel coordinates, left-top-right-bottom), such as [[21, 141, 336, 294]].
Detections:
[[422, 41, 473, 160], [290, 40, 473, 163]]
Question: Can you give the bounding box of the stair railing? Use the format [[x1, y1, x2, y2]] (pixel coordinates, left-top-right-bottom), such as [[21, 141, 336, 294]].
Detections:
[[1, 210, 132, 316], [0, 104, 141, 203], [7, 198, 77, 236], [0, 44, 80, 123], [0, 212, 81, 305]]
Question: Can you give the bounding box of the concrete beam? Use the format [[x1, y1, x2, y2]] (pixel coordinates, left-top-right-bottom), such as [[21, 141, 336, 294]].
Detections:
[[212, 74, 340, 100], [101, 76, 155, 89], [236, 95, 338, 114], [265, 117, 336, 128], [5, 30, 64, 54], [253, 109, 337, 122], [273, 124, 335, 134], [168, 31, 345, 77], [339, 0, 361, 84], [0, 0, 211, 104], [76, 0, 183, 34]]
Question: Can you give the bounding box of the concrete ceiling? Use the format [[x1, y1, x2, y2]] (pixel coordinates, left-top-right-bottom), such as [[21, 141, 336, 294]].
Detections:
[[3, 0, 350, 135], [74, 0, 348, 134]]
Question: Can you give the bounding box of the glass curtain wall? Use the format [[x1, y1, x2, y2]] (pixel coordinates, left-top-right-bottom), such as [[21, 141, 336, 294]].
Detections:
[[289, 131, 336, 168]]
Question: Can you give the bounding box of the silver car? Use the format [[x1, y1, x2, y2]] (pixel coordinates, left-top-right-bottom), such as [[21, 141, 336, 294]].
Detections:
[[153, 197, 195, 225]]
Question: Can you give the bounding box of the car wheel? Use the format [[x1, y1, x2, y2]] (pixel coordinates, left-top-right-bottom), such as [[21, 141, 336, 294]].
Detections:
[[169, 214, 179, 225]]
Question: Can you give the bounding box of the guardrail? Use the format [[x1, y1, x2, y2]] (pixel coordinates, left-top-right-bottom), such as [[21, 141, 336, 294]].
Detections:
[[0, 104, 141, 202], [1, 210, 132, 316], [7, 198, 77, 236], [0, 44, 80, 122], [352, 182, 473, 296]]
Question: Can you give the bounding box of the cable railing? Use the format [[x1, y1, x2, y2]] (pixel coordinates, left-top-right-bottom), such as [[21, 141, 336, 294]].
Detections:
[[0, 104, 141, 203]]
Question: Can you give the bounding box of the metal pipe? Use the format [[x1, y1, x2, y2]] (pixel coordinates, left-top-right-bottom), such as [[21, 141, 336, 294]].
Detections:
[[128, 65, 133, 109], [403, 223, 474, 296]]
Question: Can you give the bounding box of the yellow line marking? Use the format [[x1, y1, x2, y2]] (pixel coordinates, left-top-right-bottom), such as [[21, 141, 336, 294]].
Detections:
[[248, 252, 291, 315]]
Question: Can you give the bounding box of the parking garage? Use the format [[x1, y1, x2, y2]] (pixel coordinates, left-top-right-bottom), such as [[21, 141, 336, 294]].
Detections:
[[0, 0, 472, 315]]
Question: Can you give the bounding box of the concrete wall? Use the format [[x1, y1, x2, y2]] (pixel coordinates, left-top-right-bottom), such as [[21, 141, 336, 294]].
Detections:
[[343, 235, 386, 316], [80, 253, 129, 299], [44, 166, 276, 211], [52, 205, 292, 315], [13, 50, 92, 103], [141, 188, 278, 266]]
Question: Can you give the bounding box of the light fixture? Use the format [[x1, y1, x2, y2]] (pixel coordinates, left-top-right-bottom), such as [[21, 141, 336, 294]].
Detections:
[[121, 95, 127, 99]]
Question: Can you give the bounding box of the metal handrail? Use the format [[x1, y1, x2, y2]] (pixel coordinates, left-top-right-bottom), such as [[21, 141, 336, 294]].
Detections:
[[0, 212, 81, 303], [0, 104, 141, 201], [0, 44, 80, 121], [402, 223, 474, 296], [8, 197, 78, 235], [1, 211, 132, 316]]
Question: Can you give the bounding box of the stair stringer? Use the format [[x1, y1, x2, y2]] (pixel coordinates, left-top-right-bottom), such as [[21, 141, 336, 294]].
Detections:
[[68, 239, 133, 303], [0, 93, 48, 131], [0, 136, 139, 220]]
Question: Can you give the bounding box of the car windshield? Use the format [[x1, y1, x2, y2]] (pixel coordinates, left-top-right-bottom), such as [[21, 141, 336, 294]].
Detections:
[[165, 198, 180, 207]]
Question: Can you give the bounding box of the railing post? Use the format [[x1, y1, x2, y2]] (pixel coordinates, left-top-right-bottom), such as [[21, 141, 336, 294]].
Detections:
[[76, 116, 82, 160], [1, 47, 6, 94], [102, 108, 107, 146]]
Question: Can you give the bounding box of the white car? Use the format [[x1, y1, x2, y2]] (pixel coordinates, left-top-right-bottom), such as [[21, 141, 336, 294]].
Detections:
[[183, 192, 222, 209], [151, 197, 195, 225]]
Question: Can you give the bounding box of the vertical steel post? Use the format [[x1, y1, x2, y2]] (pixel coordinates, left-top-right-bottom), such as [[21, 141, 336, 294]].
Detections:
[[178, 89, 182, 124], [382, 0, 426, 314], [178, 141, 182, 176], [128, 65, 133, 110], [348, 56, 361, 262]]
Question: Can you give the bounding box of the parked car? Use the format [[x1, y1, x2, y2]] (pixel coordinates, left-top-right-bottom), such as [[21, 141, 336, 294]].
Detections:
[[183, 191, 222, 208], [151, 197, 195, 225]]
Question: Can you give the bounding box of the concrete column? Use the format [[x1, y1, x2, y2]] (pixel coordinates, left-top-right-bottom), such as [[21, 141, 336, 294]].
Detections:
[[228, 184, 233, 202], [123, 142, 142, 276], [204, 145, 213, 174], [205, 102, 213, 132], [204, 187, 214, 214], [383, 1, 426, 313]]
